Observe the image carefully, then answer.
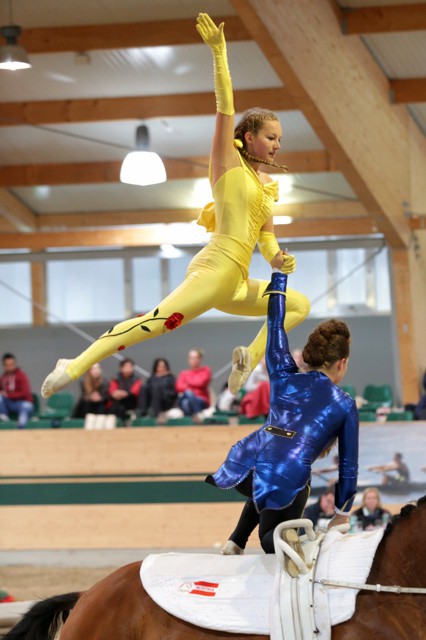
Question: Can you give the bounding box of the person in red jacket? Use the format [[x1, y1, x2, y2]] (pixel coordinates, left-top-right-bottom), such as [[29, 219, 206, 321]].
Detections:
[[0, 353, 34, 428], [175, 349, 211, 417], [107, 358, 142, 424]]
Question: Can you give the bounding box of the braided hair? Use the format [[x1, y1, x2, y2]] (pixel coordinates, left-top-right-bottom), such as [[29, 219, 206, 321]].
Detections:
[[234, 107, 288, 172], [302, 319, 350, 370]]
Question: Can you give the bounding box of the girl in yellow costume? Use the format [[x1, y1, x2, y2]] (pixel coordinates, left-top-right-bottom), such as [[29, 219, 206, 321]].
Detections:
[[41, 13, 310, 399]]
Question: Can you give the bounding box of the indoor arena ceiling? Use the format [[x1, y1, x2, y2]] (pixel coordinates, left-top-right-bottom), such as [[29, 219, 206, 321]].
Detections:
[[0, 0, 425, 252]]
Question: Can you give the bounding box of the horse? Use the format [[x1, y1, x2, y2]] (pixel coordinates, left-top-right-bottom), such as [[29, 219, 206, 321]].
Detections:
[[4, 496, 426, 640]]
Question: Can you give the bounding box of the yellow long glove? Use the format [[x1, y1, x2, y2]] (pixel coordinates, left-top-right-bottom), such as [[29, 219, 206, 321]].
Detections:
[[196, 13, 234, 116], [258, 230, 296, 274]]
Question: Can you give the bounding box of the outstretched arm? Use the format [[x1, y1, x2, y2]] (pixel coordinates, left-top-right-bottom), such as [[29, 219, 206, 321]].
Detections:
[[264, 271, 299, 378], [196, 13, 238, 184]]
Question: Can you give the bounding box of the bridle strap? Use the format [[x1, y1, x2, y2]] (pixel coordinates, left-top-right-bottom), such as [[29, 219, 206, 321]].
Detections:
[[316, 578, 426, 595]]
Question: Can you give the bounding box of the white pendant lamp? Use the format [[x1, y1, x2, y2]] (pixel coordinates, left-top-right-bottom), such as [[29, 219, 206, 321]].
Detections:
[[120, 125, 167, 186], [0, 1, 31, 71]]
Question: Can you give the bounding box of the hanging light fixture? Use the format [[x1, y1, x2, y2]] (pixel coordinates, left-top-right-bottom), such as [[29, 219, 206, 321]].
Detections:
[[120, 124, 167, 186], [0, 1, 31, 71]]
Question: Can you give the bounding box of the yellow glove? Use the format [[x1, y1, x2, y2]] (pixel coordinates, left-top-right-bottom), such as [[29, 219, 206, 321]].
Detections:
[[196, 13, 234, 116], [280, 253, 296, 275], [258, 230, 281, 263], [258, 231, 296, 274]]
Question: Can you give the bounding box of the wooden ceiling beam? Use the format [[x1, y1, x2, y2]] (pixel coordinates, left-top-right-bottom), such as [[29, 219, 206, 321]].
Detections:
[[231, 0, 414, 247], [0, 189, 38, 232], [390, 78, 426, 104], [341, 4, 426, 35], [19, 16, 250, 54], [38, 201, 367, 230], [0, 215, 374, 250], [0, 151, 333, 186], [0, 88, 294, 127]]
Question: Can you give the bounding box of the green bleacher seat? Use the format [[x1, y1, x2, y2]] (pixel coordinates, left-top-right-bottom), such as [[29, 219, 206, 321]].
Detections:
[[0, 420, 18, 429], [238, 415, 266, 425], [40, 392, 74, 420], [61, 418, 85, 428], [358, 410, 377, 422], [340, 385, 357, 399], [132, 416, 158, 427], [386, 411, 414, 421], [362, 384, 393, 410], [166, 417, 194, 426]]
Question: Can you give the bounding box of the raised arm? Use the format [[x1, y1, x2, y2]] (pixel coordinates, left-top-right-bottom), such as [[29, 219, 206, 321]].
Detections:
[[196, 13, 239, 184], [264, 271, 299, 378]]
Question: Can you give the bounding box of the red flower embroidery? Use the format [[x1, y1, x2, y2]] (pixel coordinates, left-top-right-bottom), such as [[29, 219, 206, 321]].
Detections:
[[164, 312, 184, 331], [118, 345, 126, 351]]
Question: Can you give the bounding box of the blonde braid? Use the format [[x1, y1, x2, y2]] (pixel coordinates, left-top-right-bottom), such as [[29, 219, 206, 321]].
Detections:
[[239, 146, 288, 172]]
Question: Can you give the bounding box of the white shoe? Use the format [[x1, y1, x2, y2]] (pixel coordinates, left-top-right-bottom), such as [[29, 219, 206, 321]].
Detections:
[[41, 358, 73, 398], [221, 540, 244, 555], [228, 346, 252, 395]]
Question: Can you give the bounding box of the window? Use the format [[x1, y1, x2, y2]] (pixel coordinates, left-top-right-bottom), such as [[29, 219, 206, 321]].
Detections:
[[47, 259, 125, 323], [0, 263, 32, 325]]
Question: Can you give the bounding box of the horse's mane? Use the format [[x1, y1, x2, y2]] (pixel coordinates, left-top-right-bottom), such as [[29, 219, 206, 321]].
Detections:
[[382, 493, 426, 539]]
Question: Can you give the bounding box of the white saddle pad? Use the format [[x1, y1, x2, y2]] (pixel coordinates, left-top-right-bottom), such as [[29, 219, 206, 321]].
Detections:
[[141, 552, 275, 635], [141, 528, 384, 636]]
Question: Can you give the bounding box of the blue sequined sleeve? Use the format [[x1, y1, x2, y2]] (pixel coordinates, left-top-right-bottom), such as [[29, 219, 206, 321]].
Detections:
[[335, 401, 359, 513], [265, 272, 298, 378]]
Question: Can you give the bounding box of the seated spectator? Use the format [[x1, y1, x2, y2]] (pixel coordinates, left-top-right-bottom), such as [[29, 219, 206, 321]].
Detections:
[[302, 489, 335, 532], [176, 349, 211, 417], [240, 357, 269, 419], [216, 382, 239, 413], [73, 363, 109, 418], [0, 353, 34, 429], [108, 358, 142, 424], [352, 487, 391, 530], [139, 358, 177, 420]]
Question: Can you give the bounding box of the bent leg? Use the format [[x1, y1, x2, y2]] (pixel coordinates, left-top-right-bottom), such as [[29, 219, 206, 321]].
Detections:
[[258, 486, 309, 554], [217, 278, 310, 387], [65, 268, 239, 381]]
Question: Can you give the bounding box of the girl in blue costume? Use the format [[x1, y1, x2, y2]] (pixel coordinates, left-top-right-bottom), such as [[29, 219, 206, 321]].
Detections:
[[206, 270, 359, 564]]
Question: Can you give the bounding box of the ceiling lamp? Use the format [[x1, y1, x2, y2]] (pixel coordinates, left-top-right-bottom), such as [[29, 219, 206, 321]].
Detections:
[[0, 0, 31, 71], [120, 125, 167, 186]]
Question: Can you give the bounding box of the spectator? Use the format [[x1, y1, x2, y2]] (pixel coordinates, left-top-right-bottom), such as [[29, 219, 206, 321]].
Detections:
[[302, 489, 335, 531], [108, 359, 142, 424], [244, 358, 268, 393], [352, 487, 391, 530], [176, 349, 211, 417], [216, 382, 239, 413], [0, 353, 34, 429], [139, 358, 177, 420], [240, 357, 270, 419], [73, 363, 109, 418]]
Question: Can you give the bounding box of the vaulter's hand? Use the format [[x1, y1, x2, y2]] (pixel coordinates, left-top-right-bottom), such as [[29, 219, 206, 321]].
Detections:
[[196, 13, 225, 49], [281, 251, 296, 274]]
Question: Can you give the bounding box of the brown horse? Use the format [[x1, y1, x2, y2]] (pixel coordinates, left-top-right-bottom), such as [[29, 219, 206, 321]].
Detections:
[[5, 497, 426, 640]]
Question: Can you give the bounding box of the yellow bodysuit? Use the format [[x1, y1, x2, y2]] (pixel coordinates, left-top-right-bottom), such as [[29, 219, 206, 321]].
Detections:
[[65, 149, 310, 382]]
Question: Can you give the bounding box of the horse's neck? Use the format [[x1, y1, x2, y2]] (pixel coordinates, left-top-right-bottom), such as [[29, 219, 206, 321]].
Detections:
[[367, 511, 422, 586]]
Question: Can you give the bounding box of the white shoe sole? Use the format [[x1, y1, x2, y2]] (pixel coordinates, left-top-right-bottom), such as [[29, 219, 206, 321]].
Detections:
[[41, 358, 73, 398]]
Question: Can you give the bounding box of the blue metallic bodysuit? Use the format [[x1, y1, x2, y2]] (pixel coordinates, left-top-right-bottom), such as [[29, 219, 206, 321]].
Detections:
[[209, 272, 359, 514]]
